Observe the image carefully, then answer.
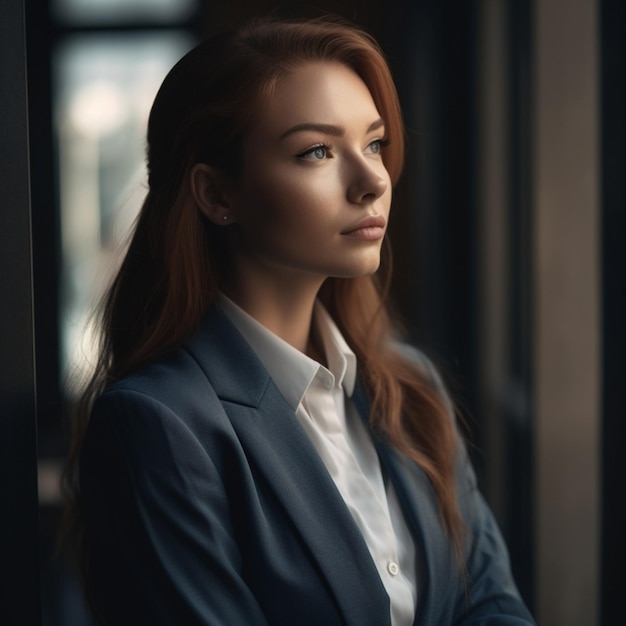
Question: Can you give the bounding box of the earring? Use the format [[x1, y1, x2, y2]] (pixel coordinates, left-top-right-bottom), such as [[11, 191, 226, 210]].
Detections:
[[222, 214, 229, 221]]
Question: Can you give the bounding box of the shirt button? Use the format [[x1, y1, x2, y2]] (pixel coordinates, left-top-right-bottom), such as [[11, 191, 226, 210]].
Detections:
[[387, 560, 399, 576]]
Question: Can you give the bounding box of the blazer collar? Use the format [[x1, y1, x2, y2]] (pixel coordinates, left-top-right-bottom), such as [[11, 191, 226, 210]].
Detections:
[[184, 306, 270, 407]]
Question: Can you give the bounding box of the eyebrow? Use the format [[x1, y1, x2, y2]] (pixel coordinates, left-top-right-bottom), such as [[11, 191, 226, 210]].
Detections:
[[279, 118, 385, 140]]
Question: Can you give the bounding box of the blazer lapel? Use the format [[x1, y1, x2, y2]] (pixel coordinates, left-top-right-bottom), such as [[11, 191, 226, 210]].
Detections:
[[352, 382, 451, 626], [185, 308, 392, 626]]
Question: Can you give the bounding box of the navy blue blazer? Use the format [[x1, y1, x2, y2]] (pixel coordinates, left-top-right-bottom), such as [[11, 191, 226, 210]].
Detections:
[[80, 307, 534, 625]]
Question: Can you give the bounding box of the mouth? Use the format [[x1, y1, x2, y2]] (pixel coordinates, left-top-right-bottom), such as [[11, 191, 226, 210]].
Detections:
[[341, 215, 387, 240]]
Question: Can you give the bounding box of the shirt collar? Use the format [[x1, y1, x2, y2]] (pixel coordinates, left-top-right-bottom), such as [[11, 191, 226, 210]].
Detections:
[[313, 301, 357, 397], [216, 294, 356, 409]]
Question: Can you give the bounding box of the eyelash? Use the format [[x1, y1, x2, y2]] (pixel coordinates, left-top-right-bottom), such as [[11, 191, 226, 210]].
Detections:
[[296, 143, 332, 160], [295, 138, 389, 160]]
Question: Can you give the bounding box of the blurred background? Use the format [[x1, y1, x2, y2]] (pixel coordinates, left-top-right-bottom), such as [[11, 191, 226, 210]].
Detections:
[[1, 0, 624, 624]]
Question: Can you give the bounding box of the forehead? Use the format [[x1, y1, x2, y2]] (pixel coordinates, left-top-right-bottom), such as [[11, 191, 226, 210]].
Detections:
[[251, 62, 382, 137]]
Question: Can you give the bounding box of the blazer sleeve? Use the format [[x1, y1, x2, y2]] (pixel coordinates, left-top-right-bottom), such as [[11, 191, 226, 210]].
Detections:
[[80, 388, 269, 626], [452, 442, 535, 625], [397, 345, 535, 625]]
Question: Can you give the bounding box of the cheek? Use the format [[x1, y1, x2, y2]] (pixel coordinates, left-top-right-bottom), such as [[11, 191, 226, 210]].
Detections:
[[241, 169, 336, 231]]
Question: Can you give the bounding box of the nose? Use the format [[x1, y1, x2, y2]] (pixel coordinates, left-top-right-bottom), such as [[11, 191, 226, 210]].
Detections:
[[346, 160, 388, 204]]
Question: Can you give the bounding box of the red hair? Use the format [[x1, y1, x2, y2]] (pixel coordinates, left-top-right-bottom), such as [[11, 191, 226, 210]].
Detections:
[[64, 16, 464, 608]]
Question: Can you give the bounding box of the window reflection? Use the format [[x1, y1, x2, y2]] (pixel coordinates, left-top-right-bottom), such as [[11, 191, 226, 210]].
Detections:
[[54, 33, 195, 381], [53, 0, 196, 25]]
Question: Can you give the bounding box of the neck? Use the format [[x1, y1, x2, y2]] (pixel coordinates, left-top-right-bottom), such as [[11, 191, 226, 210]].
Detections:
[[224, 260, 326, 356]]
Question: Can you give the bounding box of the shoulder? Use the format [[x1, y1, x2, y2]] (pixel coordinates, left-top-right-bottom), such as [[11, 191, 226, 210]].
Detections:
[[391, 341, 444, 383], [390, 341, 456, 414], [97, 308, 237, 424], [105, 344, 207, 404], [84, 307, 273, 468], [85, 344, 233, 469]]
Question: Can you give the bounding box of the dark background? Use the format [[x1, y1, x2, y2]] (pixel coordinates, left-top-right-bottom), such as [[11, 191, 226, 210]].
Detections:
[[2, 0, 622, 624]]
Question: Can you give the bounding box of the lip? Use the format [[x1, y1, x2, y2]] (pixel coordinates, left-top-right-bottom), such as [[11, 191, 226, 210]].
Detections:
[[341, 215, 387, 240]]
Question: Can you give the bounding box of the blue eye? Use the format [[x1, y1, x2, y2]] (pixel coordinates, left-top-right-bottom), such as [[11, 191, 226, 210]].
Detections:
[[297, 144, 329, 160], [367, 138, 389, 155]]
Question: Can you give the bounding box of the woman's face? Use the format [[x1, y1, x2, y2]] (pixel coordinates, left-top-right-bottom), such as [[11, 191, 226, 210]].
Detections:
[[226, 61, 392, 285]]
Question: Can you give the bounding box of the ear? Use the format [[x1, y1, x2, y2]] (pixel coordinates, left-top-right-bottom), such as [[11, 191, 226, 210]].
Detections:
[[190, 163, 237, 225]]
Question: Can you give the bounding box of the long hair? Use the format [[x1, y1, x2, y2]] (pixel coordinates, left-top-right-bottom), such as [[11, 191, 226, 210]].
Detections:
[[63, 16, 465, 609]]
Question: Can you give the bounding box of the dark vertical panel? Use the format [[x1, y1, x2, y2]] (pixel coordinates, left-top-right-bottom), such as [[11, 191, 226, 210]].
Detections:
[[505, 0, 534, 610], [400, 0, 479, 397], [600, 0, 626, 624], [0, 0, 41, 624], [26, 0, 63, 458]]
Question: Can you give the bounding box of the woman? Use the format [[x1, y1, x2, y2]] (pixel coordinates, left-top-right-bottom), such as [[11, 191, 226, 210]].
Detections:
[[65, 17, 534, 626]]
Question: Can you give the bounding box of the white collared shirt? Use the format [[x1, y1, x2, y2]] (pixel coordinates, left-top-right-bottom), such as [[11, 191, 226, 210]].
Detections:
[[217, 295, 418, 626]]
